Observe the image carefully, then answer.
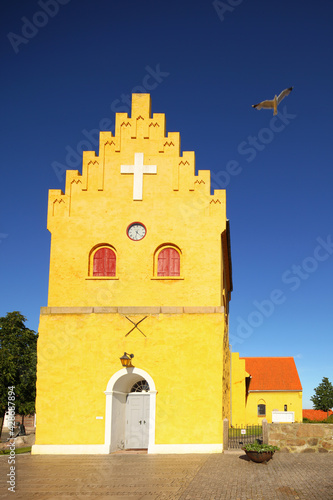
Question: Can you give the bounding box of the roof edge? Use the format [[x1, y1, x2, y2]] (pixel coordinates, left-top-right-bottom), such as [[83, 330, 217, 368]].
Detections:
[[248, 389, 302, 392]]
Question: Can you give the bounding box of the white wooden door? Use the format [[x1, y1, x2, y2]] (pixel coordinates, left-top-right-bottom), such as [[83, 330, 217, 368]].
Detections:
[[125, 394, 150, 449]]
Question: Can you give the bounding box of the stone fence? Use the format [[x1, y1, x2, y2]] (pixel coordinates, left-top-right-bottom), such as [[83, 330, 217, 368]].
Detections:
[[268, 423, 333, 453]]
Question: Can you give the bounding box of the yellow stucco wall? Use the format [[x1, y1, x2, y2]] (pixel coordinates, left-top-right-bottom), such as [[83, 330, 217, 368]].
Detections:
[[245, 391, 303, 424], [34, 94, 232, 451], [231, 352, 247, 426], [35, 311, 226, 445], [46, 94, 227, 308]]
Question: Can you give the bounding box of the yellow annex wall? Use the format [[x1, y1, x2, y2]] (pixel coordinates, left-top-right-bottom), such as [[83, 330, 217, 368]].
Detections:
[[231, 352, 247, 425], [245, 391, 303, 424], [32, 94, 232, 454]]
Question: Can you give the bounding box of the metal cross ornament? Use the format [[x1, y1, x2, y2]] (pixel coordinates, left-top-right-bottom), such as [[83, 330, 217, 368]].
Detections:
[[124, 316, 148, 337]]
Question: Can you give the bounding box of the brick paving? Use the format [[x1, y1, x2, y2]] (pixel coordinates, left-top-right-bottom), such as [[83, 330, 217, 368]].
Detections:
[[0, 451, 332, 499]]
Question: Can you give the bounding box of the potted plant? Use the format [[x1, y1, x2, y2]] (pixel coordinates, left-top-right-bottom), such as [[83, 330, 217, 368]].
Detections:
[[242, 442, 280, 463]]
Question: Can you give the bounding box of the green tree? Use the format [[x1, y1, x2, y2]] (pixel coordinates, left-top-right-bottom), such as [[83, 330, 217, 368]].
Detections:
[[0, 312, 37, 433], [310, 377, 333, 418]]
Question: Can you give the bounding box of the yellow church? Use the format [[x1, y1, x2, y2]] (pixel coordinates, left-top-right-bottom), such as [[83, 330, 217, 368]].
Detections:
[[32, 93, 232, 454], [32, 93, 301, 455]]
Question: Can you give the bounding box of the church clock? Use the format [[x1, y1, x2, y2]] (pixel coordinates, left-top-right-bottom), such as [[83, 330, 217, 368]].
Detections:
[[127, 222, 146, 241]]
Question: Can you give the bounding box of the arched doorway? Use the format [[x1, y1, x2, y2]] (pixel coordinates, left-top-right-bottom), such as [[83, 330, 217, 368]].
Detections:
[[104, 367, 156, 453]]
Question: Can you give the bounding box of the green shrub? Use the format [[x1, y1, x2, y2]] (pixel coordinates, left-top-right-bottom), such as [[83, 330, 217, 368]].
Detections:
[[0, 447, 31, 455], [242, 443, 279, 453], [302, 416, 333, 424]]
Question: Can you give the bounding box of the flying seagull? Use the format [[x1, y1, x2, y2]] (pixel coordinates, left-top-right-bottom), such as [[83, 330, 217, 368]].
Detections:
[[252, 87, 293, 115]]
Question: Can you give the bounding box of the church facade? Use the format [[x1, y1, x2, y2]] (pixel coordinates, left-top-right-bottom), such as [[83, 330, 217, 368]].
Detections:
[[32, 93, 233, 454]]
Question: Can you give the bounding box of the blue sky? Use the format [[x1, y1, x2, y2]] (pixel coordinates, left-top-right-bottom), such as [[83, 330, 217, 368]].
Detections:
[[1, 0, 332, 409]]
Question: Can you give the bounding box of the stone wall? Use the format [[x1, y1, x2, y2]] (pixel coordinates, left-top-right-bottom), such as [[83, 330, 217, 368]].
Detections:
[[268, 423, 333, 453]]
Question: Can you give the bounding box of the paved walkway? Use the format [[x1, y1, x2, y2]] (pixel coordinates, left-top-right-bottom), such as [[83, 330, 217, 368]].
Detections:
[[0, 451, 333, 499]]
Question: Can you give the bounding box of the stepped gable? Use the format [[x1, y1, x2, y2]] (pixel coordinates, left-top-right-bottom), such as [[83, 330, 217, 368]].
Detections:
[[48, 93, 225, 220]]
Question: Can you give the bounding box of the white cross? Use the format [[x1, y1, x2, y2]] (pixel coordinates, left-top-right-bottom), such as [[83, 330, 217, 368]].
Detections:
[[121, 153, 157, 200]]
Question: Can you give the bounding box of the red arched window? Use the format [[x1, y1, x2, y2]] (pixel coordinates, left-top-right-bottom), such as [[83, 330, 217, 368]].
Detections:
[[157, 248, 180, 276], [93, 248, 116, 276]]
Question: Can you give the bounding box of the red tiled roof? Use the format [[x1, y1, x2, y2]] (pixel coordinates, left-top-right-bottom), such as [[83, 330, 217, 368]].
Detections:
[[303, 409, 333, 421], [240, 357, 302, 391]]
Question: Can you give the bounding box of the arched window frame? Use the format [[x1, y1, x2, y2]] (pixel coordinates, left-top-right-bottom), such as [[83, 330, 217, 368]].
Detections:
[[153, 244, 183, 279], [87, 244, 118, 279], [130, 380, 150, 393]]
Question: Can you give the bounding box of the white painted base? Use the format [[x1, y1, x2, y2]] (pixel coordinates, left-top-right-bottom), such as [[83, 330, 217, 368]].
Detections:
[[32, 443, 223, 455], [31, 444, 109, 455], [149, 443, 223, 454]]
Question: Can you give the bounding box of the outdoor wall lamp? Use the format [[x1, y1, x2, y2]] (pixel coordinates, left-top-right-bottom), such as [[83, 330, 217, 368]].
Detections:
[[120, 352, 134, 367]]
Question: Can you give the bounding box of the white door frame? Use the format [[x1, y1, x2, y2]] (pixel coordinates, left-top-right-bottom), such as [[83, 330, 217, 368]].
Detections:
[[104, 367, 156, 453]]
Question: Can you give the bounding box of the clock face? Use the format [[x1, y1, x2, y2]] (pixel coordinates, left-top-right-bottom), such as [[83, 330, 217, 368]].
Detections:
[[127, 222, 146, 241]]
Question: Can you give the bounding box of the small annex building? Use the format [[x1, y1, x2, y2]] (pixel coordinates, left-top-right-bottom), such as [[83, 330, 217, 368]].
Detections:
[[231, 354, 303, 425]]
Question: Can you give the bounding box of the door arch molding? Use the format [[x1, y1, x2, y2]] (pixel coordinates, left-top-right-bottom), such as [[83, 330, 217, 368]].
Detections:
[[104, 367, 156, 453]]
